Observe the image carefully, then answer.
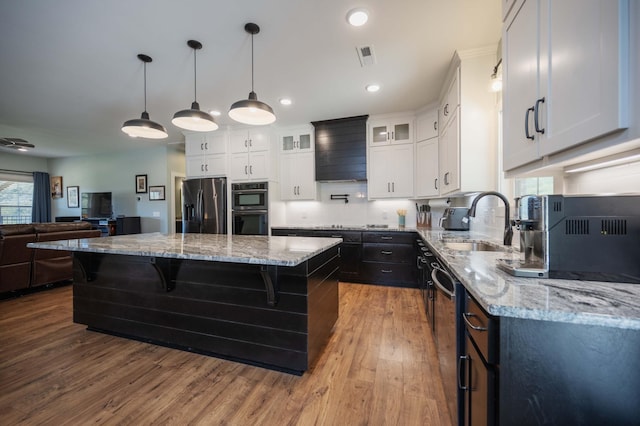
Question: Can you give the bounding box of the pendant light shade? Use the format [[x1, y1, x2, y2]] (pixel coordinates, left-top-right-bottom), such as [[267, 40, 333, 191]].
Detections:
[[122, 54, 168, 139], [229, 23, 276, 126], [172, 40, 218, 132]]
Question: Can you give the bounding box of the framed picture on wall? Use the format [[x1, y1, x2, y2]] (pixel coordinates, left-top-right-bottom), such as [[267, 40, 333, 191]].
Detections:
[[67, 186, 79, 208], [135, 174, 147, 193], [51, 176, 63, 198], [149, 185, 165, 201]]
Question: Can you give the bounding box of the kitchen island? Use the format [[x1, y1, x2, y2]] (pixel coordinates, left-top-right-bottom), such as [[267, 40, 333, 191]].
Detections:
[[29, 233, 342, 374]]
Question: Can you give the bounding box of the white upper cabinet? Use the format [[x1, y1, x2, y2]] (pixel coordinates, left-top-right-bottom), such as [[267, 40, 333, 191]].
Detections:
[[415, 137, 439, 198], [502, 0, 517, 21], [228, 127, 274, 181], [437, 49, 497, 196], [368, 116, 415, 146], [416, 109, 439, 142], [184, 131, 227, 178], [279, 125, 314, 153], [280, 152, 317, 201], [229, 127, 271, 153], [368, 144, 414, 199], [503, 0, 629, 171], [438, 69, 460, 129]]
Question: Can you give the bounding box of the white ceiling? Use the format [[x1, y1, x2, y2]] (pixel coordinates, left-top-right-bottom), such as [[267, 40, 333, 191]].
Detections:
[[0, 0, 501, 158]]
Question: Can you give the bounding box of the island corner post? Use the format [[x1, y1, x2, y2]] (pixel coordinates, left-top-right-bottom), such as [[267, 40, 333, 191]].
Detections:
[[70, 245, 340, 375]]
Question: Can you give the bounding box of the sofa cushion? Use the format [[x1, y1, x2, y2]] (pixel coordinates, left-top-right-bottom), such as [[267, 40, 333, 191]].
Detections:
[[0, 224, 36, 236], [33, 222, 93, 233]]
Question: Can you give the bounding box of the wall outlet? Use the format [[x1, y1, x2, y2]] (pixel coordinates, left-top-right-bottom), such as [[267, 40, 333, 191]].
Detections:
[[152, 211, 160, 217]]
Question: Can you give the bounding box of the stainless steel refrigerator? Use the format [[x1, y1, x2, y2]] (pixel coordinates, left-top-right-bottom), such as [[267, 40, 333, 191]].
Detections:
[[181, 177, 227, 234]]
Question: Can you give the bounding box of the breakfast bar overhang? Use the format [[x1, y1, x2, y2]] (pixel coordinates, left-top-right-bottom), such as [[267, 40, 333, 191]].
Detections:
[[29, 233, 341, 375]]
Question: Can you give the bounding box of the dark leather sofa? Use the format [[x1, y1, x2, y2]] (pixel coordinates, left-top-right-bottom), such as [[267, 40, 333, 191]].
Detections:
[[0, 222, 101, 294]]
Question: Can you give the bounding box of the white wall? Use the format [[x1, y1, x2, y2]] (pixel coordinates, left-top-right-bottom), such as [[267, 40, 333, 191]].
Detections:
[[48, 146, 184, 233], [0, 152, 48, 173], [563, 161, 640, 195]]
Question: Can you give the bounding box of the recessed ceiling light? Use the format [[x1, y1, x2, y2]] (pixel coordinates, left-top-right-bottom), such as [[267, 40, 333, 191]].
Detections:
[[366, 84, 380, 93], [279, 98, 292, 106], [347, 8, 369, 27], [209, 110, 222, 116]]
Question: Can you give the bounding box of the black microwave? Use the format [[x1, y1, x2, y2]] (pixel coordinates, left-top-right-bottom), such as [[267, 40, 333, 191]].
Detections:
[[231, 182, 268, 211]]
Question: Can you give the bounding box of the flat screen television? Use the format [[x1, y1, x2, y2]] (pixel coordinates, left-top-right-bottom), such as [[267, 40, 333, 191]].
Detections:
[[81, 192, 113, 219]]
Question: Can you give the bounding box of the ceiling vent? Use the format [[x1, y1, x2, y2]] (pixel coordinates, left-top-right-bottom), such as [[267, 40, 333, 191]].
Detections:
[[356, 45, 376, 67]]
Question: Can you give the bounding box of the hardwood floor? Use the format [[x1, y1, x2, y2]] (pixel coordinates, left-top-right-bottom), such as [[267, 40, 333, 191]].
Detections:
[[0, 283, 451, 425]]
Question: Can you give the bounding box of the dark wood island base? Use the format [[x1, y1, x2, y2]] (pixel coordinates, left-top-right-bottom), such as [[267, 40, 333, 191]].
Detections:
[[72, 247, 339, 375]]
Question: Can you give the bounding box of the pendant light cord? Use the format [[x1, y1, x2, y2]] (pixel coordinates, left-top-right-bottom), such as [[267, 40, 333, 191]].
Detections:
[[251, 31, 254, 92], [143, 61, 148, 113], [193, 47, 198, 102]]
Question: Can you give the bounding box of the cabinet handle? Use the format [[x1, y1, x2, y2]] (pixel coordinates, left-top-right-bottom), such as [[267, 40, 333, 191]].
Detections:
[[381, 236, 393, 240], [434, 178, 438, 190], [534, 97, 546, 134], [433, 121, 438, 131], [249, 165, 253, 175], [444, 172, 450, 185], [525, 106, 535, 140], [444, 104, 449, 116], [458, 355, 469, 391], [244, 165, 248, 175], [381, 269, 393, 273], [387, 182, 391, 192], [392, 182, 395, 192], [201, 164, 204, 171], [391, 131, 395, 140], [245, 139, 248, 147], [205, 164, 208, 172], [463, 312, 488, 331], [381, 250, 393, 255], [249, 139, 252, 147], [204, 142, 208, 150], [200, 143, 204, 150]]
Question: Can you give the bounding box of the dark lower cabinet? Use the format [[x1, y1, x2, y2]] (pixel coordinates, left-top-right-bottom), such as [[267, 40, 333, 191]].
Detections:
[[361, 231, 417, 287], [271, 228, 418, 287], [459, 290, 640, 426]]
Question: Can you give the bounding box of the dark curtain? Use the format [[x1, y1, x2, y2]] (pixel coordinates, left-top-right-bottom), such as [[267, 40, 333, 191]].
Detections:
[[32, 171, 51, 223]]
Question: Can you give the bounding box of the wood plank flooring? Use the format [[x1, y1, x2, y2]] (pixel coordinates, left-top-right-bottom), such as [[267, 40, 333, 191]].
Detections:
[[0, 283, 451, 425]]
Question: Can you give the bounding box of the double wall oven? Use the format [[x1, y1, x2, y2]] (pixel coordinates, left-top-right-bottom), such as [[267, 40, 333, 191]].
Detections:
[[231, 182, 268, 235]]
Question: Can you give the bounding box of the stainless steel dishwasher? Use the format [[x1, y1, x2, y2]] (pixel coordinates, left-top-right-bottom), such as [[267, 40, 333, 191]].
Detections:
[[431, 260, 464, 426]]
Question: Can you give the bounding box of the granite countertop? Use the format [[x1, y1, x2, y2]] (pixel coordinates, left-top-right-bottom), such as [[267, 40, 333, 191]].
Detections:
[[271, 225, 417, 232], [418, 229, 640, 330], [28, 233, 341, 267]]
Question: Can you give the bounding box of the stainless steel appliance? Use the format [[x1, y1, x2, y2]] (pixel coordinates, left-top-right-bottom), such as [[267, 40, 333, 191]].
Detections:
[[498, 194, 640, 283], [431, 258, 464, 426], [440, 207, 470, 231], [182, 177, 227, 234], [231, 182, 268, 235]]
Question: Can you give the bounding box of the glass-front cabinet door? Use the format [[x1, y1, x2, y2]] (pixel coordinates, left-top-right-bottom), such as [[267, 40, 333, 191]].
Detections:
[[280, 126, 314, 153], [368, 117, 414, 146]]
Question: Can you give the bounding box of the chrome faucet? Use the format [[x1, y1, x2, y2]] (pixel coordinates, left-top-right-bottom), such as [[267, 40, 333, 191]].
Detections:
[[467, 191, 514, 246]]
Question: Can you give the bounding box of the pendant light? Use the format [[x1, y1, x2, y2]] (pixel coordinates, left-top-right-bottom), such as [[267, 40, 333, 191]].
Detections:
[[229, 23, 276, 126], [122, 54, 168, 139], [172, 40, 218, 132]]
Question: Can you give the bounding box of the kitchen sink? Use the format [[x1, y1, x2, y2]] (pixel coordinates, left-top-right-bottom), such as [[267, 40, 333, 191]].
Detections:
[[442, 241, 506, 252]]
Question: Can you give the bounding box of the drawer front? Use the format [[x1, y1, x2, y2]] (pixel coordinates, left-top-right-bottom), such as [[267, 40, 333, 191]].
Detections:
[[362, 243, 414, 263], [464, 294, 498, 364], [313, 230, 362, 243], [360, 262, 416, 286], [362, 232, 415, 245]]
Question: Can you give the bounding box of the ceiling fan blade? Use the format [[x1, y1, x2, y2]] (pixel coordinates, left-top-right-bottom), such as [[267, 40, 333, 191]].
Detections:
[[0, 137, 35, 148]]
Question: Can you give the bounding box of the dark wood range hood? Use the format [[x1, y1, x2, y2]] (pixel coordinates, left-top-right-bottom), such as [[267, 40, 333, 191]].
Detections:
[[311, 115, 368, 182]]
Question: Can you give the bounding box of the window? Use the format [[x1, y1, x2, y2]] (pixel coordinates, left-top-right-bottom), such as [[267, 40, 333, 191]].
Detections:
[[0, 173, 34, 224], [514, 177, 554, 197]]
